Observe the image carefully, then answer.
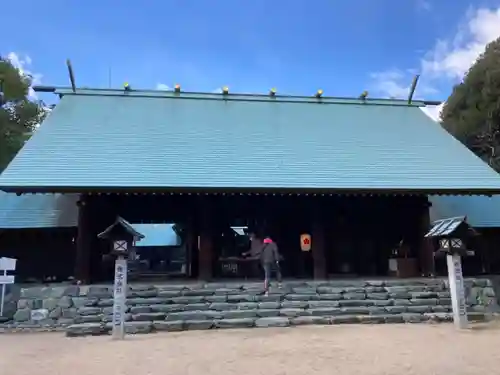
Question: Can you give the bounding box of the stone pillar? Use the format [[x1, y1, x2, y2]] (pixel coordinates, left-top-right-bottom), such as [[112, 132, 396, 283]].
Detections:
[[418, 200, 435, 276], [198, 198, 214, 280], [312, 221, 327, 279], [74, 195, 92, 284]]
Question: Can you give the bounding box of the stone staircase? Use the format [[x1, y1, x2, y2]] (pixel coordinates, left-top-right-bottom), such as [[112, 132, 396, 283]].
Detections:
[[2, 278, 497, 336]]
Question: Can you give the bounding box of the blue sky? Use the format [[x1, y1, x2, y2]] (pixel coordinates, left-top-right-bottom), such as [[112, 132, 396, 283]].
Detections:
[[3, 1, 500, 118]]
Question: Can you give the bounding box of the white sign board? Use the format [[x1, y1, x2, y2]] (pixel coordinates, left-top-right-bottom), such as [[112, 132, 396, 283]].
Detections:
[[446, 254, 468, 329], [388, 259, 398, 272], [112, 256, 128, 339], [0, 275, 15, 284], [0, 257, 16, 271], [0, 257, 16, 317]]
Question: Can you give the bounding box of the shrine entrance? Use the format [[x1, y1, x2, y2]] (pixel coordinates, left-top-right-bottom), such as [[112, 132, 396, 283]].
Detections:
[[214, 218, 315, 279]]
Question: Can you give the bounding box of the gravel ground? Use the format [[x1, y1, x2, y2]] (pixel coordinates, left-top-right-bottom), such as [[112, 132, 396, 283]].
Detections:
[[1, 324, 500, 375]]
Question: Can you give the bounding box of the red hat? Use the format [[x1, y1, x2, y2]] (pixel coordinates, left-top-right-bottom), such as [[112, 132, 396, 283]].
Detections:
[[263, 238, 273, 244]]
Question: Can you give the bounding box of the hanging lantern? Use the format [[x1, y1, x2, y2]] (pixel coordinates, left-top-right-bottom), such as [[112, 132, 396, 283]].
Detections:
[[300, 234, 312, 252]]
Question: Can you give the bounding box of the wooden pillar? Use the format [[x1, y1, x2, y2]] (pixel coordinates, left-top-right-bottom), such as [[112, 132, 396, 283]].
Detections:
[[312, 221, 327, 279], [311, 199, 327, 280], [74, 194, 92, 284], [198, 198, 214, 280], [418, 200, 435, 276], [185, 224, 196, 278]]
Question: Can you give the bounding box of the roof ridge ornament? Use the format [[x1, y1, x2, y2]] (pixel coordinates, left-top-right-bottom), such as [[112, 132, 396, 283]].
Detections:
[[66, 59, 76, 93], [407, 75, 420, 104]]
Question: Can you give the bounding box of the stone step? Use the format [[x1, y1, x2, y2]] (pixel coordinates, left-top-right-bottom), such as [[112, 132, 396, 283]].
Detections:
[[77, 304, 455, 322], [4, 278, 497, 333], [64, 311, 490, 337]]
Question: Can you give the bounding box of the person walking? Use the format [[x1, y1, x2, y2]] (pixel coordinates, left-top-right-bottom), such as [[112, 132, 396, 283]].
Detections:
[[260, 237, 282, 294], [242, 232, 263, 277]]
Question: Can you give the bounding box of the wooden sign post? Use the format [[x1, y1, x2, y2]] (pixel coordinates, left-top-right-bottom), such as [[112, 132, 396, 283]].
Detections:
[[425, 216, 476, 330], [446, 252, 468, 329], [112, 241, 128, 340], [97, 216, 144, 341]]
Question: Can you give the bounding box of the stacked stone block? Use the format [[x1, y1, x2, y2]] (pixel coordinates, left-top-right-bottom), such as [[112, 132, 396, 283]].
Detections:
[[0, 278, 496, 336]]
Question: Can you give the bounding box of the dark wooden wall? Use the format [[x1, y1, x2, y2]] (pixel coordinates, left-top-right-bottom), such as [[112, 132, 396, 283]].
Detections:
[[0, 228, 76, 282]]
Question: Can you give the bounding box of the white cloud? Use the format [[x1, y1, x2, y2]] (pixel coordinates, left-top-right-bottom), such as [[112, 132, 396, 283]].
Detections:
[[156, 83, 170, 91], [421, 8, 500, 79], [6, 52, 42, 99], [370, 7, 500, 121]]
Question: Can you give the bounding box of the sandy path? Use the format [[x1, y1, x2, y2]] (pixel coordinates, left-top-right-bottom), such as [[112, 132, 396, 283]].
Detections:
[[1, 324, 499, 375]]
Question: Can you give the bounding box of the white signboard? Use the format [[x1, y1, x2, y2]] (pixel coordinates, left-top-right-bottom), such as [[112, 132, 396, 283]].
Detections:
[[112, 256, 128, 339], [388, 259, 398, 272], [0, 257, 16, 271], [446, 254, 468, 329], [0, 275, 14, 284], [0, 257, 17, 317]]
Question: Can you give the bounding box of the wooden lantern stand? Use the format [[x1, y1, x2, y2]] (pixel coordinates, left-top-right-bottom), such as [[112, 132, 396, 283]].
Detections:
[[425, 216, 478, 329], [97, 216, 144, 340]]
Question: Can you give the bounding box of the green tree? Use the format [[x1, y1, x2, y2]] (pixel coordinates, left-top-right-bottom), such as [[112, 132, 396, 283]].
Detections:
[[441, 37, 500, 170], [0, 56, 45, 171]]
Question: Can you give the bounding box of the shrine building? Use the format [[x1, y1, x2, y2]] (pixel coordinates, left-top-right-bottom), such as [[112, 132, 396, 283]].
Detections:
[[2, 86, 500, 284]]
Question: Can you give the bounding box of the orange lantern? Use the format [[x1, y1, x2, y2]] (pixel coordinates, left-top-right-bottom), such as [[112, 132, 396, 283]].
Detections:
[[300, 234, 312, 252]]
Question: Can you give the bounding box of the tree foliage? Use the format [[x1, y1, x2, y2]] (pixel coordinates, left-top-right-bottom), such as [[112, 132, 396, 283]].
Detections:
[[0, 56, 45, 171], [441, 37, 500, 170]]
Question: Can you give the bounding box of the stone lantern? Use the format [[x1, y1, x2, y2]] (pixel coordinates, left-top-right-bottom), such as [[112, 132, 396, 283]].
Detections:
[[98, 216, 144, 340]]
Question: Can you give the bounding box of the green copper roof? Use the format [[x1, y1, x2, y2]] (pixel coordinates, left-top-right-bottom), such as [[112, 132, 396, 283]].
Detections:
[[0, 192, 77, 229], [1, 88, 500, 193]]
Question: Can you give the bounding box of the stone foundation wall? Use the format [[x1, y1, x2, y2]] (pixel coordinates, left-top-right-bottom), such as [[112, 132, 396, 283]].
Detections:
[[1, 278, 498, 334]]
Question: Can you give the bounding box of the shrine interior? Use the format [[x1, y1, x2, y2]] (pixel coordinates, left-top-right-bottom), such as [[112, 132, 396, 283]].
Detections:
[[82, 193, 430, 282], [0, 192, 490, 284]]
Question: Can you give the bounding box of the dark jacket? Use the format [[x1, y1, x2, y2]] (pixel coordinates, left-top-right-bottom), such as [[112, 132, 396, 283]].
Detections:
[[248, 238, 263, 258], [260, 241, 280, 264]]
